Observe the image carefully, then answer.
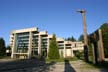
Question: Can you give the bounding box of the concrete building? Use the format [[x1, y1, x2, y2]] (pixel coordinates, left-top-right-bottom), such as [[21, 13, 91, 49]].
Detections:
[[10, 27, 84, 59]]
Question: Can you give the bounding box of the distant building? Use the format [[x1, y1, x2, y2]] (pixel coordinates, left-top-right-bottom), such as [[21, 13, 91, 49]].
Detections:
[[10, 27, 84, 59]]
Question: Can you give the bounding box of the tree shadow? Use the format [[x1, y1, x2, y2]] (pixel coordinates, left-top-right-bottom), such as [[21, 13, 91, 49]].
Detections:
[[0, 57, 56, 72], [33, 57, 56, 72], [99, 60, 108, 72], [87, 59, 108, 72], [64, 59, 76, 72]]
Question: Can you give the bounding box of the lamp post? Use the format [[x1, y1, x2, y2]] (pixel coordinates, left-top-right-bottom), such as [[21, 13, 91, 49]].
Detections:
[[77, 10, 88, 62]]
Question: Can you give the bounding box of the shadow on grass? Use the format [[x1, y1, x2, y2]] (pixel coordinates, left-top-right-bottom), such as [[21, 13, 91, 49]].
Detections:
[[97, 61, 108, 72], [64, 59, 76, 72], [0, 57, 56, 72], [83, 59, 108, 72]]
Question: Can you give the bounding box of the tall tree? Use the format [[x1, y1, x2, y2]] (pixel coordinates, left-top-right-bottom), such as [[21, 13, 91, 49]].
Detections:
[[78, 34, 84, 42], [66, 36, 76, 41], [0, 38, 6, 56], [100, 23, 108, 57], [6, 45, 11, 50], [48, 34, 60, 59]]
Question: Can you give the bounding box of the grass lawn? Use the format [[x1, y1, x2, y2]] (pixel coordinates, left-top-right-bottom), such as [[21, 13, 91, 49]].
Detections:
[[83, 60, 108, 69], [46, 57, 79, 63], [0, 56, 11, 59]]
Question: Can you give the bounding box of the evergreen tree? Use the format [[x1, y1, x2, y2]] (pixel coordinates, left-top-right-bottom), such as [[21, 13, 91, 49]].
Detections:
[[6, 45, 11, 50], [78, 34, 84, 42], [66, 36, 76, 41], [48, 34, 60, 59], [100, 23, 108, 57], [0, 38, 6, 56]]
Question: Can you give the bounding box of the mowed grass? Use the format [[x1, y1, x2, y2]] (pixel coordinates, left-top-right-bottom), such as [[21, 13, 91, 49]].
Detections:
[[46, 57, 79, 63], [81, 60, 108, 69], [0, 56, 11, 59]]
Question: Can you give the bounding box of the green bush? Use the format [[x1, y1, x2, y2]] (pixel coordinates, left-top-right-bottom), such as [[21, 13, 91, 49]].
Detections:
[[74, 50, 84, 59]]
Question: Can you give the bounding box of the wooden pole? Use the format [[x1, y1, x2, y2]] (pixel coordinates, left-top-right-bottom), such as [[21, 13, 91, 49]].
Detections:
[[77, 10, 88, 62], [98, 29, 104, 62], [91, 43, 96, 64], [81, 10, 89, 62]]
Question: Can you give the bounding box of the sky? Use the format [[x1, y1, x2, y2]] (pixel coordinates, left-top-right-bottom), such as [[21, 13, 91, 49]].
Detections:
[[0, 0, 108, 46]]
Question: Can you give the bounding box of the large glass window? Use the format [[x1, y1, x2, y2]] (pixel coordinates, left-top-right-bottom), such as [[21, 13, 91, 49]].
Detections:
[[16, 32, 29, 53]]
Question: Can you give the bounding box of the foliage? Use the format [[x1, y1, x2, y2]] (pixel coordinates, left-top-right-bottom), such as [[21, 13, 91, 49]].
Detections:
[[88, 43, 93, 62], [100, 23, 108, 57], [65, 36, 76, 41], [48, 34, 60, 59], [6, 45, 11, 56], [0, 38, 6, 56], [74, 50, 84, 59], [6, 45, 11, 50], [78, 34, 84, 42]]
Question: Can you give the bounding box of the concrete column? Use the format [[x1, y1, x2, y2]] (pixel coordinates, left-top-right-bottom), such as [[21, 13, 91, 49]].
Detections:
[[47, 38, 49, 58], [71, 44, 74, 57], [63, 42, 66, 58], [98, 29, 104, 62], [28, 32, 32, 58], [38, 35, 41, 57], [11, 33, 17, 58]]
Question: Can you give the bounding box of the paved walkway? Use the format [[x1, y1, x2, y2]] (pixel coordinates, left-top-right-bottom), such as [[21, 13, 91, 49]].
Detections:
[[0, 59, 107, 72], [46, 60, 108, 72]]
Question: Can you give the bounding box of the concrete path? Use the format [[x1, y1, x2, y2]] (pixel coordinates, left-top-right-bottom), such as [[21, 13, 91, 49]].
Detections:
[[46, 60, 108, 72]]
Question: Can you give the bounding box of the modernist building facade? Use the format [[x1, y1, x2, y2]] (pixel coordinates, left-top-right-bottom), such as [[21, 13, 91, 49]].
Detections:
[[10, 27, 84, 59]]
